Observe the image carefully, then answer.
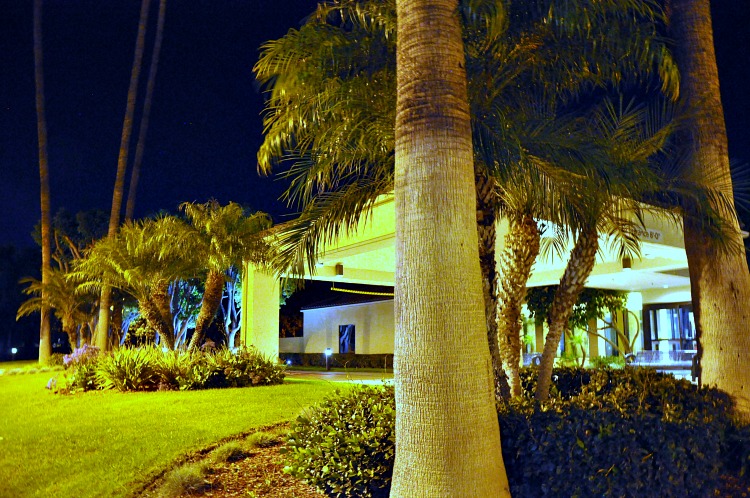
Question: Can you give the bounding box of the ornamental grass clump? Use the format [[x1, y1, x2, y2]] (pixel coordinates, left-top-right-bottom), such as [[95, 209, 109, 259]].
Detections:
[[96, 347, 160, 391], [283, 384, 395, 498], [47, 345, 285, 394]]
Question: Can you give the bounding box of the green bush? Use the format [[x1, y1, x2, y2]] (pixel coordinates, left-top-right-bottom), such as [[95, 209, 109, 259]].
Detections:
[[209, 347, 286, 388], [153, 350, 195, 390], [499, 396, 727, 496], [51, 345, 285, 394], [96, 347, 160, 391], [282, 369, 746, 498], [283, 384, 395, 498], [280, 353, 393, 369], [52, 345, 102, 393]]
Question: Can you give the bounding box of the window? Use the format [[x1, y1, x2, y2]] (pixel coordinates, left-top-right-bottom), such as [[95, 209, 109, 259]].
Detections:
[[339, 324, 355, 354], [643, 303, 695, 351]]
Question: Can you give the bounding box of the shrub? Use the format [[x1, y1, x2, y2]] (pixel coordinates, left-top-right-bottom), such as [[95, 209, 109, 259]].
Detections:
[[53, 344, 102, 393], [208, 347, 286, 388], [153, 349, 194, 390], [283, 384, 395, 498], [96, 347, 160, 391], [48, 353, 66, 367], [499, 397, 726, 497], [282, 369, 746, 498]]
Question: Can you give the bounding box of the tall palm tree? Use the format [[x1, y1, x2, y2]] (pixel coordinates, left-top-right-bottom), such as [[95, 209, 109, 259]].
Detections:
[[96, 0, 151, 350], [254, 0, 678, 397], [179, 201, 272, 351], [74, 216, 196, 350], [125, 0, 167, 221], [669, 0, 750, 419], [391, 0, 509, 494], [33, 0, 52, 364]]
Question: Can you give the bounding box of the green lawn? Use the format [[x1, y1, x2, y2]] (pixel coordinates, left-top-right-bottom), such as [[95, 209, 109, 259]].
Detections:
[[0, 368, 345, 498]]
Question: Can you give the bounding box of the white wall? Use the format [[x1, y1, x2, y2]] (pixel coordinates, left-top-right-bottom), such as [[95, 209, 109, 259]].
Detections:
[[282, 300, 395, 354]]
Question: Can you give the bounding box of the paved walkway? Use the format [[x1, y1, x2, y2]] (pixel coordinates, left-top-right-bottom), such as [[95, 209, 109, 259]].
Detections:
[[285, 369, 393, 384]]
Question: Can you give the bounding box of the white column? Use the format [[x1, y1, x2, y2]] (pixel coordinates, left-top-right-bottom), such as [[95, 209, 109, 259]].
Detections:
[[241, 263, 280, 359]]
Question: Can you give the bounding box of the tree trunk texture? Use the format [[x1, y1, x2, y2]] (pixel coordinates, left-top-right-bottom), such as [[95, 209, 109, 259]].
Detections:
[[34, 0, 52, 365], [96, 0, 150, 350], [535, 224, 599, 401], [140, 298, 174, 350], [475, 171, 511, 400], [392, 0, 510, 495], [496, 213, 540, 397], [62, 319, 77, 353], [125, 0, 167, 221], [111, 297, 123, 348], [188, 270, 225, 351], [670, 0, 750, 419]]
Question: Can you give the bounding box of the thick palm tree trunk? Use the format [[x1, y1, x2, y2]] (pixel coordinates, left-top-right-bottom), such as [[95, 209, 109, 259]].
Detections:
[[392, 0, 510, 495], [125, 0, 167, 221], [670, 0, 750, 419], [34, 0, 52, 365], [535, 224, 599, 401], [140, 299, 174, 350], [475, 171, 511, 400], [188, 270, 225, 351], [497, 212, 540, 397], [143, 283, 175, 350], [96, 0, 150, 350]]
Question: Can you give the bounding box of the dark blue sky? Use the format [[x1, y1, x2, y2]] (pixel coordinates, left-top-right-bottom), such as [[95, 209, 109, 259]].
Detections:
[[1, 1, 748, 248]]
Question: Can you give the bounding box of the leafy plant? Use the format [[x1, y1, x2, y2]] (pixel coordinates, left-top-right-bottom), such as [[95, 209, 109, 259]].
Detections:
[[283, 385, 395, 498], [96, 347, 159, 391]]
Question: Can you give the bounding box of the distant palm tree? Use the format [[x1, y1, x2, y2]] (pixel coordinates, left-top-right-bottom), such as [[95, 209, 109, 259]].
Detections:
[[179, 201, 272, 351], [96, 0, 151, 350], [33, 0, 52, 364], [125, 0, 167, 221], [17, 268, 96, 351], [75, 216, 196, 350]]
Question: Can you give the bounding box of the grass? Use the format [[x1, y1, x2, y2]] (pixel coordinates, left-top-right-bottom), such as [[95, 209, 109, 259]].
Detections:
[[0, 368, 346, 498]]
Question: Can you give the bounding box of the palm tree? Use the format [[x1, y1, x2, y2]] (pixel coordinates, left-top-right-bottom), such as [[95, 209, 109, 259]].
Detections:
[[669, 0, 750, 419], [125, 0, 167, 221], [33, 0, 52, 364], [74, 216, 196, 350], [391, 0, 509, 494], [17, 268, 96, 351], [179, 201, 272, 351], [531, 98, 721, 401], [96, 0, 151, 350], [254, 0, 678, 398]]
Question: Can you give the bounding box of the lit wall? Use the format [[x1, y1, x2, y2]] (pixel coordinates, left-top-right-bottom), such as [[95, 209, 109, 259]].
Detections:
[[282, 300, 395, 354]]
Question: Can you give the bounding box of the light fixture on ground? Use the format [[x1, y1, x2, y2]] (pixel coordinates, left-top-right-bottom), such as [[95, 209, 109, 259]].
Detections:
[[324, 347, 333, 371]]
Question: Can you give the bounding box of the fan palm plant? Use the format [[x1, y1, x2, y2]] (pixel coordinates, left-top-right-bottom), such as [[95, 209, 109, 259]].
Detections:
[[17, 267, 97, 351], [180, 201, 272, 351], [71, 216, 196, 350], [530, 96, 735, 400]]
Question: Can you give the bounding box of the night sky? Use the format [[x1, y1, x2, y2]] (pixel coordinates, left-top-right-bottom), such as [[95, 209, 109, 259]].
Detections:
[[1, 1, 749, 248]]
